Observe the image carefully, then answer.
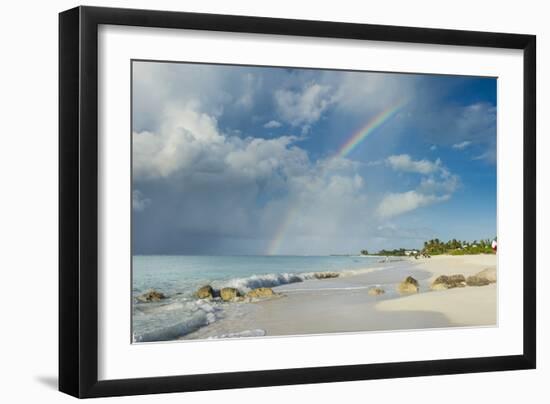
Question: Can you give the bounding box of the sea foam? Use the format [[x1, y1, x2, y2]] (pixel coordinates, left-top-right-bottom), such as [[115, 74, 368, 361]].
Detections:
[[133, 299, 223, 342]]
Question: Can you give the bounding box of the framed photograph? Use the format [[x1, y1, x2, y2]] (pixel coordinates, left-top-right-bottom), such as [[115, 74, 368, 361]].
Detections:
[[59, 6, 536, 398]]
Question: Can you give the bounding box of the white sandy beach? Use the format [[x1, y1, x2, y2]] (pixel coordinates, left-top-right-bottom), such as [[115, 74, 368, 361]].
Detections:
[[185, 254, 497, 339], [377, 255, 496, 327]]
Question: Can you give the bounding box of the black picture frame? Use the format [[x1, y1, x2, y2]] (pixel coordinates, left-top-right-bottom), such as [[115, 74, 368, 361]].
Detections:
[[59, 5, 536, 398]]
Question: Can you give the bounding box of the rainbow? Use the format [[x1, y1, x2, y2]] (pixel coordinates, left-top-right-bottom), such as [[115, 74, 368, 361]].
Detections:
[[266, 204, 301, 256], [335, 98, 408, 159], [266, 99, 408, 255]]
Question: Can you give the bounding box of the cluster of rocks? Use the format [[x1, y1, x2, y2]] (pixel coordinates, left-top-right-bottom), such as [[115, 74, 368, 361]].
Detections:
[[195, 285, 278, 302], [135, 285, 278, 304], [192, 271, 342, 303], [390, 267, 497, 295], [136, 267, 497, 304], [431, 267, 497, 290], [137, 270, 344, 304], [136, 289, 166, 303]]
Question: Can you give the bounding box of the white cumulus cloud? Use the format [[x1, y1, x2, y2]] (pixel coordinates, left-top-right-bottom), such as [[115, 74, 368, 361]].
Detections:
[[386, 154, 441, 175], [133, 104, 225, 179], [452, 140, 472, 150], [377, 191, 449, 218], [133, 103, 311, 184], [263, 120, 282, 129], [377, 154, 459, 218], [275, 82, 335, 127]]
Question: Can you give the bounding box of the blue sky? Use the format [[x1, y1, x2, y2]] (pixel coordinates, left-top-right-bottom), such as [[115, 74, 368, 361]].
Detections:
[[132, 61, 496, 255]]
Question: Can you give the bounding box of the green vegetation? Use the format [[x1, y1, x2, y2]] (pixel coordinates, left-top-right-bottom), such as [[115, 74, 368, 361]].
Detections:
[[375, 248, 412, 257], [363, 238, 496, 257], [423, 238, 495, 255]]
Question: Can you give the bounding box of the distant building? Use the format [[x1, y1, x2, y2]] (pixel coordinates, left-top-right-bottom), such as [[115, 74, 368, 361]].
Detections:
[[404, 250, 418, 256]]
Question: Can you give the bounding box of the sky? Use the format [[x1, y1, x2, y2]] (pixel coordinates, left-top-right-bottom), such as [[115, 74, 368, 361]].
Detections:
[[132, 61, 497, 255]]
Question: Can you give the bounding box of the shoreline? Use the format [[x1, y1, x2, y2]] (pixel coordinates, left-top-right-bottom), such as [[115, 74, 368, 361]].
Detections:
[[182, 254, 497, 340]]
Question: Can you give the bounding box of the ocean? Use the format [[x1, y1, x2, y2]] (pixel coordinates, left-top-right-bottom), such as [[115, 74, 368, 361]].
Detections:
[[132, 255, 387, 342]]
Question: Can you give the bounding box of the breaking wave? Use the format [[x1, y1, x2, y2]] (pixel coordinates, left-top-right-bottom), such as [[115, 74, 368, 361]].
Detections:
[[214, 266, 385, 292]]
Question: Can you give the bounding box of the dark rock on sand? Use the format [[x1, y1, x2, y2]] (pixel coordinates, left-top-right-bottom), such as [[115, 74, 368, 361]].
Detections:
[[196, 285, 215, 299], [474, 268, 497, 283], [136, 289, 166, 303], [314, 272, 340, 279], [431, 274, 466, 290], [367, 287, 385, 296], [449, 274, 466, 283], [245, 287, 276, 299], [397, 276, 419, 294], [466, 275, 491, 286], [220, 287, 241, 302]]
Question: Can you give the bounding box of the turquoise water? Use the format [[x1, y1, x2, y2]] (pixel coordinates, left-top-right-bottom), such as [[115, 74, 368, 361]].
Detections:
[[132, 255, 382, 342], [133, 255, 380, 296]]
